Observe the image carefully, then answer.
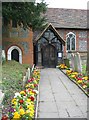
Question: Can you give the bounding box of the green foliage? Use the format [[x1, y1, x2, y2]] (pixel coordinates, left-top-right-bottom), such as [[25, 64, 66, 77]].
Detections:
[[2, 1, 48, 31]]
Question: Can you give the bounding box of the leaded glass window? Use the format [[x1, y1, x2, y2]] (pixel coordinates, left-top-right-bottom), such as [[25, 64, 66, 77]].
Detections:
[[66, 32, 76, 51]]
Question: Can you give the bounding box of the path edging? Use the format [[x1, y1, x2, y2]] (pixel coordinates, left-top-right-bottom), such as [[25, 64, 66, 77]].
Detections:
[[35, 84, 39, 119], [59, 68, 89, 97]]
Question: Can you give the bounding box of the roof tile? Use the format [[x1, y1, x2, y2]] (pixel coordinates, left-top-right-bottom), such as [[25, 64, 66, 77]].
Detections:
[[44, 8, 87, 29]]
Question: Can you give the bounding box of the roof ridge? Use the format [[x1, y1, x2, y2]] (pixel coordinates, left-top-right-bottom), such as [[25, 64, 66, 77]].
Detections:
[[47, 8, 87, 11]]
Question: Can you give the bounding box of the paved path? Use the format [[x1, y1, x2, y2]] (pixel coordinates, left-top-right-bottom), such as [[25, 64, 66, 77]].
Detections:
[[37, 68, 87, 118]]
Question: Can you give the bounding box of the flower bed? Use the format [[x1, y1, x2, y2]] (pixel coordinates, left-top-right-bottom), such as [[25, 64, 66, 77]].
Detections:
[[57, 64, 68, 70], [2, 68, 40, 120], [57, 64, 89, 97]]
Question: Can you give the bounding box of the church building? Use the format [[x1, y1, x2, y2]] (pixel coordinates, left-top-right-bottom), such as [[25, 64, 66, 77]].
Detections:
[[2, 8, 88, 67]]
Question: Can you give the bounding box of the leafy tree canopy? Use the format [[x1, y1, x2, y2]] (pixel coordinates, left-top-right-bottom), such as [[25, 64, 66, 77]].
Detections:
[[2, 1, 48, 31]]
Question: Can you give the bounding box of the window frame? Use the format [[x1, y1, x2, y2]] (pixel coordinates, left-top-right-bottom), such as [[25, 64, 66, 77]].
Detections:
[[66, 32, 76, 52]]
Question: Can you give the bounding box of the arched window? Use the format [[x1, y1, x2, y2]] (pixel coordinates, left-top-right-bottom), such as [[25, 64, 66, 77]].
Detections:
[[66, 32, 76, 51], [7, 46, 22, 64]]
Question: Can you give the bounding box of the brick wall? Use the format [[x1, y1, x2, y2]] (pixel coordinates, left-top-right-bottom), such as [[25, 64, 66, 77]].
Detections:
[[2, 27, 34, 65]]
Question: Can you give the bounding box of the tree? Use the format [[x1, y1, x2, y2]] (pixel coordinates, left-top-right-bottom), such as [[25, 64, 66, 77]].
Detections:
[[2, 1, 48, 31]]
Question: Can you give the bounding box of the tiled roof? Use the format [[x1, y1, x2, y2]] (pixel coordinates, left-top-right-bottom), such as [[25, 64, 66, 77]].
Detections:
[[44, 8, 87, 29]]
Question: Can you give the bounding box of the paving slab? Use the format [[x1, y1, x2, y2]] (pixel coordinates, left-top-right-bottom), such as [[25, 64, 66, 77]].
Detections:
[[37, 68, 87, 118], [38, 112, 59, 118]]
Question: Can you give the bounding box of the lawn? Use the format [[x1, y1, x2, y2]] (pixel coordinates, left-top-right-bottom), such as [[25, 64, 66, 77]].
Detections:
[[2, 60, 29, 114]]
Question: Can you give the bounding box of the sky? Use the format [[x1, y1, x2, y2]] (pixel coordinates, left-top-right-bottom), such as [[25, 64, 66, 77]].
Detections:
[[36, 0, 89, 9]]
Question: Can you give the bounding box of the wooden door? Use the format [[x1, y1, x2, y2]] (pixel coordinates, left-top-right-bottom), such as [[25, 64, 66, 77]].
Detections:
[[42, 45, 57, 68]]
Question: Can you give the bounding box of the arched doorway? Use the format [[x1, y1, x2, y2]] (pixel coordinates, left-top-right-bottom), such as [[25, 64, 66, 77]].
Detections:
[[7, 46, 22, 64], [11, 49, 19, 62], [42, 45, 57, 68]]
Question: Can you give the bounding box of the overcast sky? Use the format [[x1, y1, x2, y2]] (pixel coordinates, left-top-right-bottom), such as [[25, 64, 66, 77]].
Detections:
[[36, 0, 89, 9]]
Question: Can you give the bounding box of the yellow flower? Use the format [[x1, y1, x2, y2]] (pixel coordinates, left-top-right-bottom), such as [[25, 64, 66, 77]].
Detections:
[[20, 91, 26, 95], [26, 109, 30, 114], [66, 70, 72, 75], [27, 104, 34, 109], [13, 101, 17, 106], [34, 80, 37, 84], [13, 112, 20, 119], [83, 76, 88, 80], [26, 84, 29, 88], [77, 80, 82, 84], [19, 108, 25, 115], [11, 98, 16, 104], [26, 98, 31, 102], [70, 75, 76, 78], [29, 91, 35, 96], [65, 66, 68, 69], [11, 98, 17, 105], [58, 64, 66, 69], [29, 110, 34, 118], [72, 72, 78, 75], [26, 109, 34, 118]]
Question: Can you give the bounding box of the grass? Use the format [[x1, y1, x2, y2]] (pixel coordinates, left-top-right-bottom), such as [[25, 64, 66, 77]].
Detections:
[[2, 60, 30, 114]]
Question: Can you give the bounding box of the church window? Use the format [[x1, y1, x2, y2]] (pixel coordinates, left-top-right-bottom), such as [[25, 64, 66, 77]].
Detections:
[[66, 32, 76, 51]]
